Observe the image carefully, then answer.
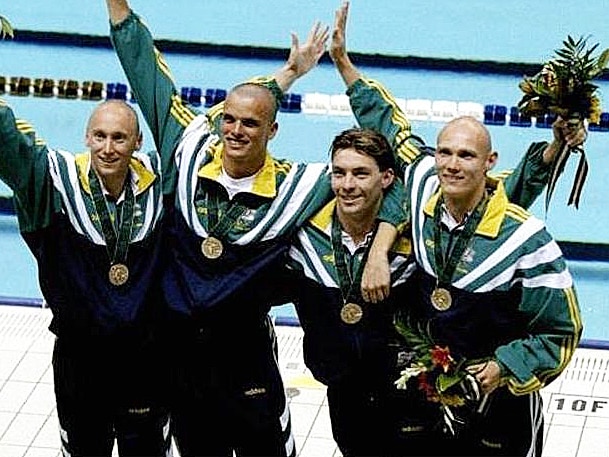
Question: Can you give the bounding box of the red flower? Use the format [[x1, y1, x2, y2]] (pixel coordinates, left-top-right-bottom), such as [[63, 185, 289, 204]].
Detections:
[[430, 345, 453, 373], [417, 372, 440, 402]]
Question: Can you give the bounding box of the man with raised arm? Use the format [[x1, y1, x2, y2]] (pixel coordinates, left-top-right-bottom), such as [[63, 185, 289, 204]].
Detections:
[[104, 1, 412, 455], [0, 98, 170, 456], [330, 2, 584, 455]]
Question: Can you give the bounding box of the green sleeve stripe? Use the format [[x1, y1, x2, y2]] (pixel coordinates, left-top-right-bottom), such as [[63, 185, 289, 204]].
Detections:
[[362, 78, 419, 164], [153, 47, 176, 85], [170, 94, 197, 128]]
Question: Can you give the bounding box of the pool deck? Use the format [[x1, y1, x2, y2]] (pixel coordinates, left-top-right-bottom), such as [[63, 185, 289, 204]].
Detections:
[[0, 304, 608, 457]]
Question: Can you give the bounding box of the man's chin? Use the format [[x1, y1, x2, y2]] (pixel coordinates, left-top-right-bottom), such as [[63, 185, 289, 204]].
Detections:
[[440, 183, 463, 195], [337, 203, 362, 215], [92, 167, 114, 177], [93, 168, 123, 182], [224, 147, 250, 160]]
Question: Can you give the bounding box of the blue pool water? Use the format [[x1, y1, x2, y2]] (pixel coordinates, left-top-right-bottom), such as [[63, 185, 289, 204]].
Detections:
[[1, 0, 608, 342]]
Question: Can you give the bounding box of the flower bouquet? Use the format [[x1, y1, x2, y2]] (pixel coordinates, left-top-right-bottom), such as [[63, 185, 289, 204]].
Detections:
[[517, 35, 609, 209], [1, 16, 13, 39], [394, 318, 487, 437]]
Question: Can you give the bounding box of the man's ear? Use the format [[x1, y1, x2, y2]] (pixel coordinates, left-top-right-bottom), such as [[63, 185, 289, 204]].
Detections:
[[268, 121, 279, 140], [134, 132, 143, 152], [381, 168, 395, 189], [487, 151, 498, 171]]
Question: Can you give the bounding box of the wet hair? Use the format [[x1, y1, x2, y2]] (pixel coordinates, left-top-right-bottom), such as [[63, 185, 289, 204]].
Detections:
[[330, 127, 396, 171]]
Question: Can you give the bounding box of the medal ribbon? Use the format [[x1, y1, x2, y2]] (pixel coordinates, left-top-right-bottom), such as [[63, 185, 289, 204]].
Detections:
[[432, 193, 488, 287], [88, 167, 135, 265], [200, 186, 249, 240], [330, 210, 375, 304]]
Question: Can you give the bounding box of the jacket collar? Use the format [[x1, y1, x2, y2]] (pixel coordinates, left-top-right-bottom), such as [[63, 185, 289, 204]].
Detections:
[[309, 200, 336, 233], [197, 143, 278, 199], [423, 176, 508, 238], [76, 152, 156, 196], [309, 199, 411, 255]]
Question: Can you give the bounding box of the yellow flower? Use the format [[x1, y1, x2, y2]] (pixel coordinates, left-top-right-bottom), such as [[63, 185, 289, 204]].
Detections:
[[589, 96, 602, 124], [438, 393, 466, 408]]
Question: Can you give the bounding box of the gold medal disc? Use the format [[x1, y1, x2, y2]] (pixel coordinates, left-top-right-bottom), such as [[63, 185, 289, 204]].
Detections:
[[340, 303, 363, 324], [431, 287, 452, 311], [201, 236, 224, 259], [109, 263, 129, 286]]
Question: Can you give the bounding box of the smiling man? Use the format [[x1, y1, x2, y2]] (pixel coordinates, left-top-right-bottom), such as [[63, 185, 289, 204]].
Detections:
[[285, 128, 417, 457], [394, 113, 583, 457], [220, 84, 279, 178], [104, 0, 416, 453], [104, 1, 329, 453], [0, 98, 169, 456], [86, 101, 143, 198], [434, 117, 497, 223], [331, 133, 394, 239], [329, 2, 584, 455]]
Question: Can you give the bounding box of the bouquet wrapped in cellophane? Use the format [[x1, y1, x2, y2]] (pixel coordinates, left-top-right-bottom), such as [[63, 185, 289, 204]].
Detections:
[[517, 35, 609, 209]]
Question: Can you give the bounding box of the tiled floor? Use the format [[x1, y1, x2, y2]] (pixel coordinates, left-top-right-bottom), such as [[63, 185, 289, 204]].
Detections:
[[1, 304, 608, 457]]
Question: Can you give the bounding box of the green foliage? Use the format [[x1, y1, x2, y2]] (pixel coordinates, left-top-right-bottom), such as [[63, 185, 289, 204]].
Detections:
[[518, 35, 608, 122], [394, 314, 471, 404]]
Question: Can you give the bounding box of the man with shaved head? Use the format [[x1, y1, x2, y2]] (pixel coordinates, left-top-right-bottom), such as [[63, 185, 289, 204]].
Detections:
[[434, 116, 498, 224], [330, 2, 583, 455], [105, 1, 411, 456], [392, 111, 582, 457], [0, 97, 170, 456]]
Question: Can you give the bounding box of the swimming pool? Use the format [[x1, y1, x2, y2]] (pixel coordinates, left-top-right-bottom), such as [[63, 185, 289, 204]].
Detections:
[[1, 0, 608, 343]]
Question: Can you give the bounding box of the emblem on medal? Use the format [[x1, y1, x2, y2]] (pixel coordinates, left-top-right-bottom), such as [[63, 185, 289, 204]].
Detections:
[[340, 302, 363, 324], [201, 236, 224, 259], [431, 287, 452, 311], [109, 263, 129, 286]]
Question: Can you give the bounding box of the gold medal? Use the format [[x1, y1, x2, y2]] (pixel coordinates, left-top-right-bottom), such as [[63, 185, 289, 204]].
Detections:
[[431, 287, 452, 311], [201, 236, 224, 259], [340, 302, 363, 324], [109, 263, 129, 286]]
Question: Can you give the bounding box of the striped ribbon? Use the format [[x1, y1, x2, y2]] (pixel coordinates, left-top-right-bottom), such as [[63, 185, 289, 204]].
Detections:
[[545, 142, 589, 211]]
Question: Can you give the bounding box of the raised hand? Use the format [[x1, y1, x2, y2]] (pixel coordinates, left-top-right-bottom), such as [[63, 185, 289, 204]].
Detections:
[[330, 1, 349, 64], [287, 21, 329, 78], [558, 118, 587, 149], [105, 0, 131, 25], [274, 21, 329, 92], [330, 1, 360, 87], [543, 116, 588, 164]]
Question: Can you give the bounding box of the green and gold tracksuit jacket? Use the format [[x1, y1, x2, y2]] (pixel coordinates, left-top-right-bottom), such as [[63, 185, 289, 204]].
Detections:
[[110, 12, 408, 320], [347, 77, 582, 394], [0, 99, 164, 339], [288, 197, 415, 385]]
